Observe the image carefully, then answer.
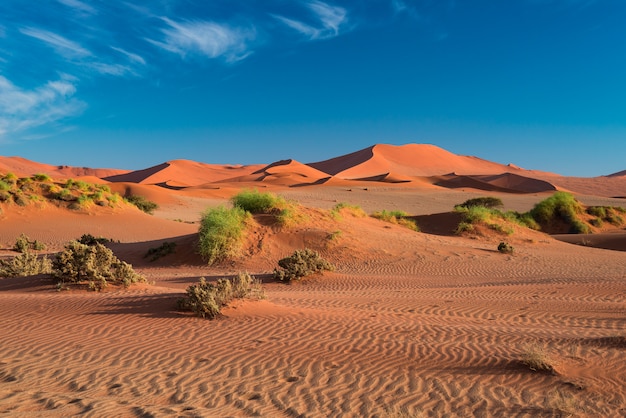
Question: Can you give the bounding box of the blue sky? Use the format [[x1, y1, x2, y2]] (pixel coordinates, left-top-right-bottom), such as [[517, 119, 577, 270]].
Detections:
[[0, 0, 625, 177]]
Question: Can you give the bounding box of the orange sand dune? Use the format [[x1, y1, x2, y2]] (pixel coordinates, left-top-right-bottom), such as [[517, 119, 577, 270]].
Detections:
[[436, 172, 558, 194], [104, 160, 265, 187], [308, 143, 528, 179], [0, 156, 127, 179]]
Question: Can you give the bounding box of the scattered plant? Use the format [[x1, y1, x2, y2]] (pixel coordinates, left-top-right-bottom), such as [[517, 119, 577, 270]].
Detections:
[[177, 272, 264, 319], [231, 189, 285, 213], [145, 241, 177, 261], [52, 241, 144, 290], [273, 249, 334, 282], [372, 210, 419, 231], [330, 202, 367, 219], [12, 234, 45, 252], [125, 195, 158, 214], [0, 249, 52, 277], [497, 241, 514, 254], [77, 233, 111, 246], [521, 343, 557, 373], [198, 206, 250, 265], [456, 197, 503, 209], [32, 173, 52, 182]]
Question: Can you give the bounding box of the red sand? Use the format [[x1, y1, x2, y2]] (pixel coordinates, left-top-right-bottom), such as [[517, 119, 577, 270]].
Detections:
[[1, 144, 625, 417]]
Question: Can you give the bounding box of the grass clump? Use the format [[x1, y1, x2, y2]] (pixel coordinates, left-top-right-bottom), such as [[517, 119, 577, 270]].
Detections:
[[125, 195, 158, 214], [145, 241, 177, 261], [231, 189, 304, 227], [273, 249, 334, 282], [32, 173, 52, 182], [587, 206, 624, 227], [231, 189, 285, 213], [529, 192, 590, 234], [521, 343, 557, 374], [457, 197, 503, 209], [177, 272, 264, 319], [330, 202, 367, 219], [198, 206, 250, 265], [372, 210, 419, 231], [52, 241, 144, 291]]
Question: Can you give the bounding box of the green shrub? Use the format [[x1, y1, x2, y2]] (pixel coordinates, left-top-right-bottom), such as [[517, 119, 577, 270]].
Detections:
[[145, 241, 177, 261], [125, 195, 158, 214], [178, 272, 263, 319], [0, 180, 11, 191], [498, 242, 514, 254], [587, 206, 607, 218], [273, 249, 334, 282], [529, 192, 584, 228], [52, 241, 144, 290], [13, 234, 31, 253], [32, 173, 52, 182], [0, 249, 52, 277], [371, 210, 419, 231], [231, 189, 284, 213], [78, 234, 111, 246], [198, 206, 250, 265], [457, 197, 503, 209], [330, 202, 367, 219]]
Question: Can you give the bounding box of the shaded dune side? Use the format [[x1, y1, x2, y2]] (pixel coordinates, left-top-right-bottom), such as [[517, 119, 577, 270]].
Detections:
[[252, 159, 331, 185], [435, 173, 558, 194], [308, 144, 523, 180], [104, 160, 265, 187]]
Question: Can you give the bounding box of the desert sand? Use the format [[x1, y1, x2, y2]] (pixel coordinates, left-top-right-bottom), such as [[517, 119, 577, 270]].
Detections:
[[1, 144, 625, 417]]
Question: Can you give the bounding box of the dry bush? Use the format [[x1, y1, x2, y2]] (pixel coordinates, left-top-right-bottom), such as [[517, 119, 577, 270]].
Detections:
[[0, 249, 52, 277], [273, 249, 334, 282], [521, 343, 557, 373]]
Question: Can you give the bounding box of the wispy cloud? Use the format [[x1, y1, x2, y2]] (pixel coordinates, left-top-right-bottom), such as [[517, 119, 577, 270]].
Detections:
[[0, 75, 85, 141], [19, 27, 91, 59], [149, 18, 254, 62], [56, 0, 97, 16], [274, 1, 348, 40], [111, 46, 146, 66]]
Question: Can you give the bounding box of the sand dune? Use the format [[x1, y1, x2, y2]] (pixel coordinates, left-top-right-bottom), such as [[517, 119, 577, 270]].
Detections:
[[436, 172, 558, 194], [308, 143, 524, 178]]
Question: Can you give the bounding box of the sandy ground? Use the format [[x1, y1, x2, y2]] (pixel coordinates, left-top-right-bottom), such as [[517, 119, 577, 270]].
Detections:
[[0, 185, 625, 418], [1, 145, 625, 417]]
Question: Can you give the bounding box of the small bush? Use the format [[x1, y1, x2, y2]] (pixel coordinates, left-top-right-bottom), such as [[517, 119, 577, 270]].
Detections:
[[52, 241, 144, 290], [125, 195, 158, 214], [0, 180, 11, 191], [78, 234, 111, 246], [198, 206, 250, 265], [273, 249, 334, 282], [12, 234, 45, 252], [145, 241, 177, 261], [0, 249, 52, 277], [372, 210, 419, 231], [529, 192, 589, 233], [330, 202, 367, 219], [521, 343, 557, 373], [2, 173, 17, 184], [32, 173, 52, 182], [497, 242, 514, 254], [457, 197, 503, 209], [178, 272, 264, 319], [231, 189, 284, 214]]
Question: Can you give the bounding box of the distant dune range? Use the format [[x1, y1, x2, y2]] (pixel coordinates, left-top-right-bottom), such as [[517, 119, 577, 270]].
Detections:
[[1, 143, 625, 196]]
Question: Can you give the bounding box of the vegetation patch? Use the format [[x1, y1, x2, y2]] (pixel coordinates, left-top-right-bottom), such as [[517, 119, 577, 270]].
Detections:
[[521, 343, 557, 374], [273, 249, 334, 282], [145, 241, 177, 261], [53, 241, 144, 291], [231, 189, 304, 227], [12, 234, 46, 252], [198, 206, 251, 265], [372, 210, 419, 231], [0, 236, 52, 278], [497, 241, 514, 254], [330, 202, 367, 220], [457, 197, 503, 209], [528, 192, 590, 234], [125, 195, 158, 214], [177, 272, 264, 319]]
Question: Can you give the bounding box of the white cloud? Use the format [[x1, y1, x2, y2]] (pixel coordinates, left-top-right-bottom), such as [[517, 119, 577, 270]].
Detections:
[[149, 18, 254, 62], [56, 0, 97, 16], [274, 1, 348, 40], [111, 46, 146, 65], [0, 75, 85, 142], [20, 27, 91, 59]]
